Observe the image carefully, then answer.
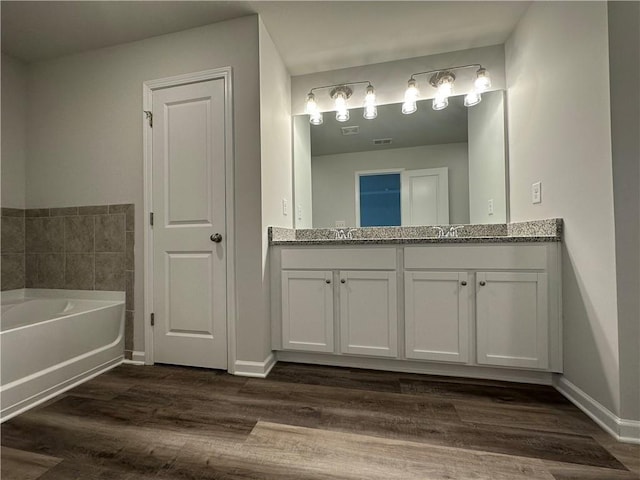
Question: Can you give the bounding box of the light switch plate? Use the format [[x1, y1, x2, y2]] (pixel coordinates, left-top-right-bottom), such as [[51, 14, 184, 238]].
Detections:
[[282, 198, 288, 215], [488, 199, 494, 215], [297, 204, 303, 221], [532, 182, 542, 204]]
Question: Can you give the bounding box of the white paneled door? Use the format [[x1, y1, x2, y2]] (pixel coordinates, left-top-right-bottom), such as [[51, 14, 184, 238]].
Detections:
[[152, 79, 227, 369]]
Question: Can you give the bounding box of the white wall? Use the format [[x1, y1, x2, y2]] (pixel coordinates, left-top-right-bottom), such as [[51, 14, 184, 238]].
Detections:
[[24, 16, 267, 363], [312, 143, 469, 228], [608, 1, 640, 422], [506, 2, 620, 415], [259, 18, 292, 359], [468, 90, 507, 224], [291, 44, 505, 115], [1, 53, 27, 209], [293, 115, 313, 228]]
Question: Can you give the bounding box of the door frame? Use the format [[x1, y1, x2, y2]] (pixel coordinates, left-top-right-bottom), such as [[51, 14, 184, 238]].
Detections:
[[142, 68, 236, 372]]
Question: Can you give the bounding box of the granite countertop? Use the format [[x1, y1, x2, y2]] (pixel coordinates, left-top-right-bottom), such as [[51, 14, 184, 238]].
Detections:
[[269, 219, 562, 246]]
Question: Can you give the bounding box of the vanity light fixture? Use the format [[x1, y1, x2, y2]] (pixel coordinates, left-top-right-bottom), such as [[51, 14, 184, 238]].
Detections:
[[304, 81, 377, 125], [402, 64, 491, 114]]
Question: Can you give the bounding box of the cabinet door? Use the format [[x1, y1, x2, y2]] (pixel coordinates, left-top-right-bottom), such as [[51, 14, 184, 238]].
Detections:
[[339, 271, 397, 357], [476, 272, 548, 369], [404, 271, 469, 363], [282, 270, 334, 353]]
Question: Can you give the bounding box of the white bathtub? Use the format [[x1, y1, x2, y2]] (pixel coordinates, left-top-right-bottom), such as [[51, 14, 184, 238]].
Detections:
[[1, 289, 125, 422]]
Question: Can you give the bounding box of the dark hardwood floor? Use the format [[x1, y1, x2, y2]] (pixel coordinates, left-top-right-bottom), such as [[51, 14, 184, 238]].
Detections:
[[1, 362, 638, 479]]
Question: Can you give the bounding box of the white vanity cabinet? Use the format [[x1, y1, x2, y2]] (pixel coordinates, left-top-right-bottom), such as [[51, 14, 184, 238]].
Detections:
[[404, 271, 470, 363], [404, 244, 561, 372], [273, 248, 398, 357], [272, 241, 562, 378], [476, 271, 548, 369], [281, 270, 334, 353], [339, 270, 397, 357]]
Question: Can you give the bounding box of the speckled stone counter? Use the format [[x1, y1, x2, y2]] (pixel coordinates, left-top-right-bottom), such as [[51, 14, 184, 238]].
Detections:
[[269, 219, 562, 245]]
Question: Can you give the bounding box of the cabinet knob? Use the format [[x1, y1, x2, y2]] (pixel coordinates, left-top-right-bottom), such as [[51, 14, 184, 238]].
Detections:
[[325, 279, 331, 284], [460, 281, 467, 286], [341, 279, 346, 284], [479, 281, 486, 286]]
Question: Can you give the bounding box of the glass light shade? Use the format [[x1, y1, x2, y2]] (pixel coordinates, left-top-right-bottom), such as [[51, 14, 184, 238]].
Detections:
[[309, 112, 323, 125], [475, 68, 491, 92], [464, 92, 481, 107], [334, 92, 349, 122], [363, 104, 377, 120], [404, 79, 419, 102], [432, 95, 448, 111], [305, 93, 318, 115], [402, 100, 417, 115], [336, 109, 350, 122], [363, 85, 377, 119]]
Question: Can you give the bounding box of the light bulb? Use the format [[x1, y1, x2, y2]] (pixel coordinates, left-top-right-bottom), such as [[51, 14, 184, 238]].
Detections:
[[334, 91, 349, 122], [363, 84, 377, 120], [436, 77, 453, 98], [464, 92, 481, 107], [305, 93, 318, 115], [432, 95, 448, 111], [402, 78, 419, 115], [310, 111, 323, 125], [475, 68, 491, 92]]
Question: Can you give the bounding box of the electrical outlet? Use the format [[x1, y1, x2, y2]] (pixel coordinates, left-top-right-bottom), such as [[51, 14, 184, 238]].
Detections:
[[282, 198, 288, 215], [488, 199, 494, 215], [335, 220, 346, 228], [532, 182, 542, 204]]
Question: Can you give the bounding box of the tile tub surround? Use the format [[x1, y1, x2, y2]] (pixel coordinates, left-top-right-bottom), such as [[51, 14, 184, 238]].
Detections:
[[269, 219, 563, 245], [1, 208, 26, 290], [1, 204, 135, 360]]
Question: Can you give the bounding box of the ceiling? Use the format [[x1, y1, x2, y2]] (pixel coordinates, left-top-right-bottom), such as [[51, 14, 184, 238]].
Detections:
[[1, 1, 529, 75], [311, 94, 468, 157]]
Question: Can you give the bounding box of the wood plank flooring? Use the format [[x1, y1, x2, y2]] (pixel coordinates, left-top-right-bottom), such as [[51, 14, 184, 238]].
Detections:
[[1, 362, 638, 479]]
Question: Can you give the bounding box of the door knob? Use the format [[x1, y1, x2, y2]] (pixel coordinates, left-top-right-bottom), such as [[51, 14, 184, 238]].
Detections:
[[341, 279, 346, 284], [479, 281, 486, 286], [326, 279, 331, 284], [210, 233, 223, 243], [460, 281, 467, 286]]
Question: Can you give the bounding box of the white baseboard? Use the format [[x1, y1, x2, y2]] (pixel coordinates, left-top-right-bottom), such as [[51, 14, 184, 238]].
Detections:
[[234, 353, 276, 378], [122, 351, 146, 365], [553, 375, 640, 444]]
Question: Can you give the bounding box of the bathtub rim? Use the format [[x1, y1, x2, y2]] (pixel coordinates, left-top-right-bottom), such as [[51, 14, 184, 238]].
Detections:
[[1, 288, 125, 303]]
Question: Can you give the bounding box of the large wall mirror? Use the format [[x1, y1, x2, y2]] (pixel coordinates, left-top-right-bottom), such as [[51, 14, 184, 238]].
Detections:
[[292, 90, 508, 229]]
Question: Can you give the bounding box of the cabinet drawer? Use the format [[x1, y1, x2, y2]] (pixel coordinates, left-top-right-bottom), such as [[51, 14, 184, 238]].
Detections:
[[281, 248, 396, 270], [405, 245, 547, 270]]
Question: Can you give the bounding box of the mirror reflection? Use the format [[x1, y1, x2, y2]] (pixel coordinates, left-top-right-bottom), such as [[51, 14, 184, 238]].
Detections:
[[293, 90, 507, 229]]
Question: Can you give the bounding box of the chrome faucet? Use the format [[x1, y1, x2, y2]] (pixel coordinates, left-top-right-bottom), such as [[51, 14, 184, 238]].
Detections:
[[332, 228, 356, 240], [434, 226, 464, 238]]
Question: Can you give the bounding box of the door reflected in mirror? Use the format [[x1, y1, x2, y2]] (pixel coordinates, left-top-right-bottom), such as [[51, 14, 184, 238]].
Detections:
[[293, 90, 507, 229]]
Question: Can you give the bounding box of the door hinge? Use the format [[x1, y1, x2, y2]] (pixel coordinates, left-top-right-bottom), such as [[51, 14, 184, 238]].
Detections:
[[150, 212, 154, 226], [150, 313, 155, 326], [144, 110, 153, 127]]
